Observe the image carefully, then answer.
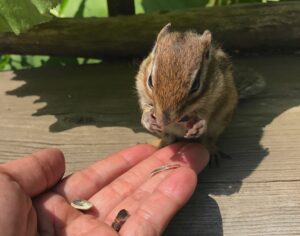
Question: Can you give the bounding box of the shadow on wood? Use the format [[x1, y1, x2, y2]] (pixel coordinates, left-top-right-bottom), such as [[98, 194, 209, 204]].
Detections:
[[165, 55, 300, 235], [6, 61, 142, 133], [5, 55, 300, 235]]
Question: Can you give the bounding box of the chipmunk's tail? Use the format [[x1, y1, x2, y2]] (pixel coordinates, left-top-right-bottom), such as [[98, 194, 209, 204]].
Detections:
[[234, 66, 266, 100]]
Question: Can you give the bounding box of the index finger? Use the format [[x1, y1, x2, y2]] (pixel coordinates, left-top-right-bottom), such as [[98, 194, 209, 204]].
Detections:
[[54, 144, 157, 201]]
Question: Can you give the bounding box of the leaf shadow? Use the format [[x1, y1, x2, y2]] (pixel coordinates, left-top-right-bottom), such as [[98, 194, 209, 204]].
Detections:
[[165, 55, 300, 235], [6, 61, 143, 133], [6, 55, 300, 235]]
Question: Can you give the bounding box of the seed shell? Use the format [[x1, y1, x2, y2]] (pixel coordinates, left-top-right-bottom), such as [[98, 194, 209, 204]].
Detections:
[[112, 209, 130, 232], [71, 199, 93, 210], [150, 163, 181, 177]]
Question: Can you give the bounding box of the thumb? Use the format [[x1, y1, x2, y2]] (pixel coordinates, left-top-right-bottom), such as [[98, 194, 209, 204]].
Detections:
[[0, 148, 65, 197]]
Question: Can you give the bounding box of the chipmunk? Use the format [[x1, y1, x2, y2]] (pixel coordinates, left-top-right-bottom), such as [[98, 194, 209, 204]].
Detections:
[[135, 23, 265, 158]]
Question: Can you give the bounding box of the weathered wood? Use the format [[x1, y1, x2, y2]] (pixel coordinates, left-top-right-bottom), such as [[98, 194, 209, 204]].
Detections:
[[0, 55, 300, 235], [166, 182, 300, 235], [0, 2, 300, 59]]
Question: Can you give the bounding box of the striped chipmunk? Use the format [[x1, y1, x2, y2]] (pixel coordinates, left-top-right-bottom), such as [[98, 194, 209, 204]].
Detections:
[[135, 23, 265, 161]]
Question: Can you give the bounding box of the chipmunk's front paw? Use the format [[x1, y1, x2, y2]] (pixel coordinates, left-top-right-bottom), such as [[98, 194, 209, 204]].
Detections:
[[141, 109, 162, 134], [184, 119, 207, 138]]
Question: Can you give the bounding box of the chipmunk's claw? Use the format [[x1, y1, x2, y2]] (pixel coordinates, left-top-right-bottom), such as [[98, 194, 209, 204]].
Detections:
[[184, 119, 207, 139], [209, 150, 232, 168], [209, 154, 220, 168], [218, 150, 232, 160]]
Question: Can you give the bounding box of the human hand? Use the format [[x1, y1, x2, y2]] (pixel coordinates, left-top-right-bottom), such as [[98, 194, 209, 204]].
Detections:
[[0, 143, 209, 236], [0, 149, 65, 236]]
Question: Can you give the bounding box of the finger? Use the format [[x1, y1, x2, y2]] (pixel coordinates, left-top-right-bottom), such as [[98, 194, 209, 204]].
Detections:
[[34, 193, 118, 236], [54, 144, 157, 201], [89, 143, 208, 220], [34, 193, 79, 235], [120, 167, 201, 235], [0, 148, 65, 197], [0, 173, 33, 236], [104, 143, 209, 225], [26, 207, 37, 236]]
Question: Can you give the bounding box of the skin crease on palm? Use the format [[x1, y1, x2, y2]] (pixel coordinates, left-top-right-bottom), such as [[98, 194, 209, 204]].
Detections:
[[0, 143, 209, 236]]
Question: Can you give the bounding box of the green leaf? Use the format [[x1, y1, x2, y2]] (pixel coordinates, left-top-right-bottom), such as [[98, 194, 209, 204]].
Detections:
[[58, 0, 70, 16], [57, 0, 108, 18], [30, 0, 59, 14], [0, 0, 58, 34], [0, 55, 10, 70], [136, 0, 209, 13], [0, 15, 11, 32]]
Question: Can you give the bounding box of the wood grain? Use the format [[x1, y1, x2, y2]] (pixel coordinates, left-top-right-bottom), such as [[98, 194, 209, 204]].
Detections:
[[0, 55, 300, 235]]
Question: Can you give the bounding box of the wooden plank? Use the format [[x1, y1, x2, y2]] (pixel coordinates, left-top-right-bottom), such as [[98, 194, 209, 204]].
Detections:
[[0, 62, 153, 174], [201, 55, 300, 183], [166, 181, 300, 235], [0, 55, 300, 235]]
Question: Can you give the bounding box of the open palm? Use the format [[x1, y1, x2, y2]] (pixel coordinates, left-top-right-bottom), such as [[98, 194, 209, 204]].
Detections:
[[0, 143, 208, 236]]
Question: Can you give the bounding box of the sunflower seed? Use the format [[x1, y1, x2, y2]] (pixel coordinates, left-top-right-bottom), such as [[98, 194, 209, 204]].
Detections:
[[112, 209, 130, 232], [71, 199, 93, 210]]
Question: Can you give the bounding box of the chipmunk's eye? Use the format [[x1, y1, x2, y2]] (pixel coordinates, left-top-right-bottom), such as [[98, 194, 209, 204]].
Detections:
[[148, 74, 153, 89], [189, 78, 200, 95], [178, 115, 189, 122]]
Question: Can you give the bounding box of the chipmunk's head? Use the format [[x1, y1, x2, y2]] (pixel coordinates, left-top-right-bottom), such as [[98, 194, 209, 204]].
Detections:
[[146, 23, 213, 127]]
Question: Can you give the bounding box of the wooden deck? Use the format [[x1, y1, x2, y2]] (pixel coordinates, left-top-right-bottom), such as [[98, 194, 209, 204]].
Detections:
[[0, 55, 300, 235]]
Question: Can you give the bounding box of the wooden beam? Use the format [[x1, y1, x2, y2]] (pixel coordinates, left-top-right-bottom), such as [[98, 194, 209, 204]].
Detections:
[[0, 2, 299, 59]]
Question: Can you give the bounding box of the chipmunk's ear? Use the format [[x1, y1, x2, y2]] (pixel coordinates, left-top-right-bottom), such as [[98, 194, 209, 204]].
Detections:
[[157, 23, 172, 41], [152, 23, 171, 54], [201, 30, 212, 60], [201, 30, 212, 47]]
